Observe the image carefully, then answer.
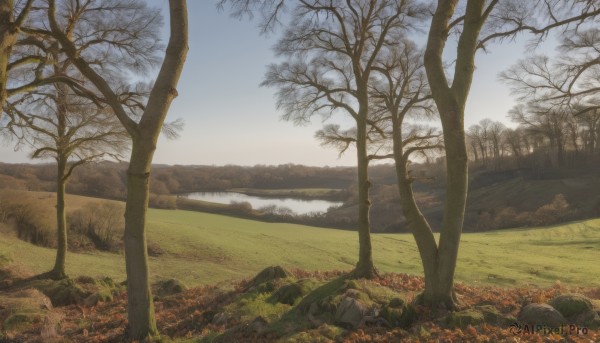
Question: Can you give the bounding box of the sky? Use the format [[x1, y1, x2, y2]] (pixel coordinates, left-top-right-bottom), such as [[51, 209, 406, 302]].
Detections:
[[0, 1, 557, 167]]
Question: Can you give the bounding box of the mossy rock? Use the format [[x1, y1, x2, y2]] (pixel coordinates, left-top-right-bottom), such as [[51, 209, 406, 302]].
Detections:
[[271, 279, 316, 305], [254, 281, 277, 294], [40, 278, 90, 306], [548, 293, 594, 319], [380, 305, 404, 327], [249, 266, 291, 288], [518, 303, 567, 327], [476, 305, 516, 326], [379, 298, 414, 328], [388, 297, 405, 308], [344, 280, 361, 290], [3, 312, 42, 332], [446, 309, 485, 329], [154, 278, 188, 297]]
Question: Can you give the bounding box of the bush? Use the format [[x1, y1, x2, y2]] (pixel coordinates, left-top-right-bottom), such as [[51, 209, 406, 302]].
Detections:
[[68, 202, 125, 251], [149, 193, 177, 209], [493, 207, 519, 229], [0, 190, 56, 247], [531, 194, 576, 226], [230, 201, 253, 214]]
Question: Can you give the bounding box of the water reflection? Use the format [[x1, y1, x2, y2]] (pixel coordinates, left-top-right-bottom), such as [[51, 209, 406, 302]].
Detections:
[[181, 191, 343, 215]]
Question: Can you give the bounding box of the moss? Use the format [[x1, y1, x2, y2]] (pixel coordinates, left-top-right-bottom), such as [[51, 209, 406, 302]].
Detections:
[[476, 305, 516, 325], [3, 312, 41, 332], [284, 324, 345, 342], [249, 266, 291, 288], [34, 278, 90, 306], [549, 293, 593, 318], [155, 278, 188, 297], [228, 291, 290, 323], [446, 309, 485, 329], [271, 279, 317, 305]]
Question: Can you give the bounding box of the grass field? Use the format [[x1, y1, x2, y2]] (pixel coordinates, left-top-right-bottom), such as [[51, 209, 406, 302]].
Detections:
[[1, 193, 599, 288]]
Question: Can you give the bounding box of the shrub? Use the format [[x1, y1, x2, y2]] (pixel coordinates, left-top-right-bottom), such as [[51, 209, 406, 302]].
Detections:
[[493, 207, 518, 229], [230, 201, 253, 214], [149, 193, 177, 209], [68, 202, 125, 252], [0, 190, 56, 247], [531, 194, 576, 226]]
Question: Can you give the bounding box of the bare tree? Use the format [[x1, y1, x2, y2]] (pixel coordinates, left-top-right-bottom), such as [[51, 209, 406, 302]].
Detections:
[[223, 0, 600, 310], [262, 0, 427, 279], [419, 0, 600, 309], [46, 0, 188, 339], [6, 87, 128, 279]]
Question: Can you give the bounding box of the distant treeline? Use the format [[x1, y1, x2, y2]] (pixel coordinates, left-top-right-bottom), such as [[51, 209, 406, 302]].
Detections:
[[1, 158, 599, 234]]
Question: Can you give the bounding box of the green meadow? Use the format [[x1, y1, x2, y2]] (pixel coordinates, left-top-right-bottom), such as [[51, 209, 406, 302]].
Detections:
[[1, 205, 599, 288]]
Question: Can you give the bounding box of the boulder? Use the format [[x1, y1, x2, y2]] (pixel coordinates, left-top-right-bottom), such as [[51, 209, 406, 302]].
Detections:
[[548, 293, 593, 319], [334, 297, 366, 329], [154, 278, 187, 297], [43, 279, 90, 306], [518, 303, 567, 327], [249, 266, 290, 288], [272, 283, 304, 305]]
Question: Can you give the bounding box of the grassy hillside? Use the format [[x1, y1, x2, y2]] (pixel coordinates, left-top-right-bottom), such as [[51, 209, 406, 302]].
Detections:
[[1, 194, 598, 288]]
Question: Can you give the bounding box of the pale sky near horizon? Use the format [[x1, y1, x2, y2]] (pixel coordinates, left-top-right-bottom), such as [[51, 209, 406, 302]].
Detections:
[[0, 1, 558, 167]]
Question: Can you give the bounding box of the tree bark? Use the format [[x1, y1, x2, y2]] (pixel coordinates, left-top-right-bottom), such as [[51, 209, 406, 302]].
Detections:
[[124, 140, 158, 339], [0, 0, 15, 110], [50, 157, 68, 279], [47, 0, 187, 338], [353, 113, 376, 279], [419, 0, 485, 309]]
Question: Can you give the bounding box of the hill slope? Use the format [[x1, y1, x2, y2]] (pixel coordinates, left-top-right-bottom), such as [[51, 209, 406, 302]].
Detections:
[[1, 201, 599, 287]]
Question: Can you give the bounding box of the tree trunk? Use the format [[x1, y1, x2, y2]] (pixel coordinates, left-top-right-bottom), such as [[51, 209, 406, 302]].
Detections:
[[353, 114, 376, 279], [391, 120, 439, 305], [124, 140, 158, 339], [431, 110, 468, 309], [50, 157, 68, 279], [0, 0, 15, 110], [421, 0, 485, 309]]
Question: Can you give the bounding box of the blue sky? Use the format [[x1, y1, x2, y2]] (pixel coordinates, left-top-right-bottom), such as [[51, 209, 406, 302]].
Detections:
[[0, 1, 556, 166]]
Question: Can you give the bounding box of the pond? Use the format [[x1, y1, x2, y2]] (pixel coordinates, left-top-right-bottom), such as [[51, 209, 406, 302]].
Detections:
[[180, 191, 343, 215]]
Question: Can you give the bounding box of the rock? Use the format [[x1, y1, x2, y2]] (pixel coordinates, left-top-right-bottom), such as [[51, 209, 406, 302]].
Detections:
[[334, 297, 366, 329], [476, 305, 516, 326], [548, 293, 594, 319], [344, 289, 361, 299], [43, 279, 90, 306], [154, 278, 187, 297], [249, 266, 290, 288], [388, 298, 405, 308], [518, 303, 567, 327], [445, 309, 485, 329], [272, 283, 304, 305], [380, 305, 404, 327], [247, 316, 269, 334]]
